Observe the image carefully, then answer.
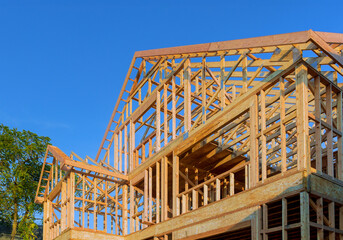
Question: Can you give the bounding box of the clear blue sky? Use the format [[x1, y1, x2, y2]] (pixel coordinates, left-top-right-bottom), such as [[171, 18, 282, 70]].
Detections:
[[1, 0, 342, 159]]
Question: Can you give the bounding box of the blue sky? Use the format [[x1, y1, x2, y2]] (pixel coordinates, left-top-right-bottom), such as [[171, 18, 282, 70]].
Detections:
[[1, 0, 342, 159]]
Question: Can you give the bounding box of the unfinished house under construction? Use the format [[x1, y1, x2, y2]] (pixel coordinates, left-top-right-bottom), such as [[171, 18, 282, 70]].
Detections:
[[35, 30, 343, 240]]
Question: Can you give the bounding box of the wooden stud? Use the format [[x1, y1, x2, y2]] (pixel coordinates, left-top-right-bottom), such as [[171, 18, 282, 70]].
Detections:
[[172, 153, 179, 217], [326, 84, 334, 176], [300, 192, 309, 240], [295, 64, 309, 172], [314, 76, 322, 173], [156, 161, 160, 223]]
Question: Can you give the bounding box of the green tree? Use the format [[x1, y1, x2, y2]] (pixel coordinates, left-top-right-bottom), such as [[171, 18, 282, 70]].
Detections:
[[0, 124, 50, 240]]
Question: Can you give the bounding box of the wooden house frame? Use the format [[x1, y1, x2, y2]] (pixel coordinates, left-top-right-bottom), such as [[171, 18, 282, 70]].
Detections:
[[35, 30, 343, 240]]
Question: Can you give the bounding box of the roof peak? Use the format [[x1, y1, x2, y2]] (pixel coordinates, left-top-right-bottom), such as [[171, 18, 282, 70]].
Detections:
[[135, 30, 343, 58]]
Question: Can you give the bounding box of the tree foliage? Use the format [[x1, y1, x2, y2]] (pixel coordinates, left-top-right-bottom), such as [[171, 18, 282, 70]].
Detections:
[[0, 124, 50, 240]]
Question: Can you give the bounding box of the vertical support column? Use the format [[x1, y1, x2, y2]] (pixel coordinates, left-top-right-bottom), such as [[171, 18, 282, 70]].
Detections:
[[149, 167, 153, 222], [48, 199, 53, 240], [337, 90, 343, 180], [93, 178, 97, 230], [130, 120, 135, 172], [242, 55, 248, 93], [156, 90, 161, 151], [316, 197, 324, 240], [300, 192, 310, 240], [119, 131, 122, 172], [314, 76, 322, 173], [295, 64, 309, 172], [220, 54, 226, 110], [262, 204, 268, 240], [326, 84, 334, 176], [61, 181, 66, 231], [282, 198, 287, 240], [216, 178, 220, 201], [123, 184, 128, 235], [230, 173, 235, 196], [161, 156, 168, 221], [204, 183, 208, 206], [43, 201, 48, 240], [172, 153, 179, 217], [143, 169, 148, 224], [164, 83, 168, 146], [172, 76, 176, 140], [124, 124, 128, 174], [104, 181, 108, 232], [328, 201, 335, 240], [69, 172, 75, 229], [192, 189, 198, 210], [260, 89, 267, 181], [114, 133, 118, 171], [130, 182, 134, 233], [156, 161, 160, 223], [250, 94, 259, 187], [115, 183, 118, 235], [184, 58, 191, 132], [202, 56, 207, 124], [252, 206, 262, 240], [280, 78, 287, 173], [82, 175, 85, 229]]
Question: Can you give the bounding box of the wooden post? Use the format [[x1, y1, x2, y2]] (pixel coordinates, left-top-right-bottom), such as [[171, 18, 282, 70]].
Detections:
[[61, 181, 66, 231], [156, 161, 160, 223], [326, 84, 334, 176], [162, 156, 168, 221], [262, 204, 268, 240], [172, 153, 179, 217], [314, 76, 322, 173], [119, 131, 122, 172], [130, 183, 134, 233], [295, 64, 309, 172], [184, 58, 191, 132], [328, 201, 335, 240], [123, 184, 128, 235], [252, 206, 262, 240], [164, 84, 168, 146], [260, 89, 267, 181], [242, 56, 248, 93], [48, 199, 53, 240], [216, 178, 220, 201], [202, 56, 207, 124], [230, 173, 235, 196], [93, 178, 97, 230], [250, 94, 259, 186], [192, 189, 198, 210], [149, 167, 153, 222], [172, 77, 176, 139], [114, 133, 118, 170], [280, 78, 287, 173], [104, 180, 108, 232], [124, 124, 128, 174], [115, 183, 118, 235], [43, 201, 48, 240], [69, 172, 75, 229], [300, 192, 310, 240], [204, 184, 208, 206], [156, 90, 161, 151], [282, 198, 287, 240], [130, 120, 135, 172], [144, 169, 148, 223]]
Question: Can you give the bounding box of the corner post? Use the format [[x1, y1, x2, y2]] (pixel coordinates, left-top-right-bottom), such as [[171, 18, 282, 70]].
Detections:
[[295, 63, 309, 172]]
